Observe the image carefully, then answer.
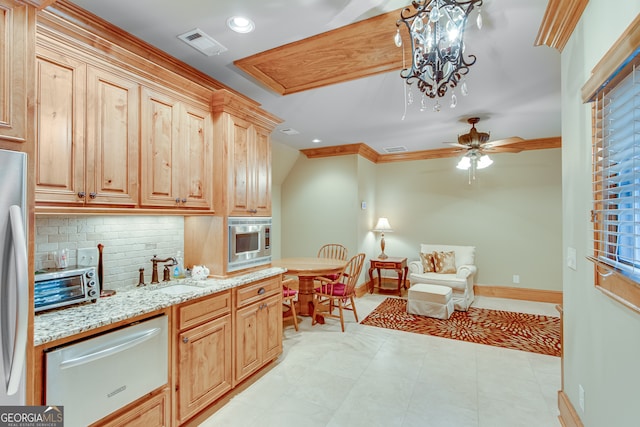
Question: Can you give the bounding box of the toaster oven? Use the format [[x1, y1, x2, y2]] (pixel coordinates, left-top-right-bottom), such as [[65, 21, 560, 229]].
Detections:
[[34, 266, 99, 312]]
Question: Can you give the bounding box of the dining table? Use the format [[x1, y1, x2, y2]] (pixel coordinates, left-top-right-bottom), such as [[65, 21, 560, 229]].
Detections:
[[271, 257, 346, 317]]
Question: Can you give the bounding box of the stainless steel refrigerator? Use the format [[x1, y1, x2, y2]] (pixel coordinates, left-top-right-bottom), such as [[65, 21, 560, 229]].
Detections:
[[0, 148, 28, 405]]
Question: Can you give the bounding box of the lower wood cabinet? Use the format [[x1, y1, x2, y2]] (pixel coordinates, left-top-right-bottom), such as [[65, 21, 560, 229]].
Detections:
[[234, 277, 283, 385], [94, 388, 170, 427], [174, 291, 232, 425]]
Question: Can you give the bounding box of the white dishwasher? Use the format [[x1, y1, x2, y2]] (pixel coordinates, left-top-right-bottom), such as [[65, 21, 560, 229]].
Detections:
[[46, 315, 168, 427]]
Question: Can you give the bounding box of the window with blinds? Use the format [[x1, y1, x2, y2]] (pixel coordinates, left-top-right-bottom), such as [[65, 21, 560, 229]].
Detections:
[[592, 64, 640, 281]]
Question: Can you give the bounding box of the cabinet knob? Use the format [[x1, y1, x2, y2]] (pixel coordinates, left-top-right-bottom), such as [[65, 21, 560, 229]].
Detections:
[[181, 198, 187, 203], [89, 192, 97, 199], [175, 198, 181, 204], [182, 337, 189, 343], [248, 209, 258, 214], [257, 287, 265, 295], [77, 192, 86, 198]]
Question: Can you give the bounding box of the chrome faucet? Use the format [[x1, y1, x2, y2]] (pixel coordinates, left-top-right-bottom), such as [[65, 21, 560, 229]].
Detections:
[[150, 255, 177, 284]]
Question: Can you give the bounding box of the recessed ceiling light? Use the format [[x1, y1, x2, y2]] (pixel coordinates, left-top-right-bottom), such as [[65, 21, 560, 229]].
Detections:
[[312, 139, 322, 144], [227, 16, 255, 34]]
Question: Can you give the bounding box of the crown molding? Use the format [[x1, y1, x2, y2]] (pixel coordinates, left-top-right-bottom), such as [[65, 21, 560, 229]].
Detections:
[[300, 137, 561, 163], [535, 0, 589, 52]]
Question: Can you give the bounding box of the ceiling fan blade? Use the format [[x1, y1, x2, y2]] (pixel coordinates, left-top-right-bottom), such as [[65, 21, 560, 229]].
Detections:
[[483, 146, 524, 153], [483, 136, 525, 148], [443, 142, 469, 148]]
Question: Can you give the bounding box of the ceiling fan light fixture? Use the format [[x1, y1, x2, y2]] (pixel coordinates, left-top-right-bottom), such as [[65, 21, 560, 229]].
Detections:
[[456, 155, 471, 170], [477, 154, 493, 169]]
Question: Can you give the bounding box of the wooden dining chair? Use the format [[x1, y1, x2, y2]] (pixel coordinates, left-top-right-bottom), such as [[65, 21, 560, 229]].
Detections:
[[316, 243, 348, 282], [282, 277, 299, 331], [317, 243, 348, 261], [312, 253, 366, 332]]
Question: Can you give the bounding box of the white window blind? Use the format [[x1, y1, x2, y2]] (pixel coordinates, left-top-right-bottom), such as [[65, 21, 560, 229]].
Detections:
[[592, 64, 640, 280]]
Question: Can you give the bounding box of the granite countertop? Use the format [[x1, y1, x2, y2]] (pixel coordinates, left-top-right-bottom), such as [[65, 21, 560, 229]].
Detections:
[[34, 267, 285, 346]]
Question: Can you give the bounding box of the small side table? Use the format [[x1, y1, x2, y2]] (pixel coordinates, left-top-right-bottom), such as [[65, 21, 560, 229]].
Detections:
[[368, 257, 408, 296]]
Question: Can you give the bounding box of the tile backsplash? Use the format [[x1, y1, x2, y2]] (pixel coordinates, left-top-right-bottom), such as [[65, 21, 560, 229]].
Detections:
[[35, 216, 184, 289]]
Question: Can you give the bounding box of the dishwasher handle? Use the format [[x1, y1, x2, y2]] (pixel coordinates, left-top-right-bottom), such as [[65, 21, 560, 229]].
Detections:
[[59, 327, 161, 370]]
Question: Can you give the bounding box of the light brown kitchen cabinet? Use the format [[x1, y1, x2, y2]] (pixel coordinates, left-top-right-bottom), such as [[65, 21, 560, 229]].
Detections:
[[0, 0, 33, 146], [174, 291, 232, 425], [140, 87, 212, 209], [212, 90, 281, 217], [233, 277, 282, 385], [94, 387, 170, 427], [35, 42, 140, 206]]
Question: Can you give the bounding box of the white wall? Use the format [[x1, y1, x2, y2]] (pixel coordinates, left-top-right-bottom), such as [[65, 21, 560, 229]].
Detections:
[[561, 2, 640, 426], [276, 146, 562, 290]]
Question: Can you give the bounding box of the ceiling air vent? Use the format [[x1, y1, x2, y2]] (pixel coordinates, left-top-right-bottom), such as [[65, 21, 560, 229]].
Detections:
[[383, 146, 408, 153], [279, 128, 300, 136], [177, 28, 228, 56]]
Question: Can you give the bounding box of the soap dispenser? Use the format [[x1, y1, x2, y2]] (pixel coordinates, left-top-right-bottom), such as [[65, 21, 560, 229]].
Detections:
[[173, 250, 185, 279]]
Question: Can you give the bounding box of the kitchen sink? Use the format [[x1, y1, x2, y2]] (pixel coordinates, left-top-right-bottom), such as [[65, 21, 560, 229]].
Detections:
[[153, 284, 203, 295]]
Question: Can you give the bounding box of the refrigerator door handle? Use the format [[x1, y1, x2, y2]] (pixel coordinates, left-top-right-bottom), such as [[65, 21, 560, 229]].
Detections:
[[6, 205, 28, 396]]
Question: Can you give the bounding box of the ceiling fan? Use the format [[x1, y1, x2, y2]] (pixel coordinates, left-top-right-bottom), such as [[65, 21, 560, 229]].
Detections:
[[450, 117, 525, 155], [448, 117, 525, 182]]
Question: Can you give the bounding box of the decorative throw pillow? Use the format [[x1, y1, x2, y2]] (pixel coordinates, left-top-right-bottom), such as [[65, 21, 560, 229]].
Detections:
[[420, 252, 436, 273], [434, 251, 456, 274]]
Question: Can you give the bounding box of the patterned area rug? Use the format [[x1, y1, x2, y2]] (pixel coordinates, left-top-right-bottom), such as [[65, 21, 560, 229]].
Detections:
[[360, 298, 561, 356]]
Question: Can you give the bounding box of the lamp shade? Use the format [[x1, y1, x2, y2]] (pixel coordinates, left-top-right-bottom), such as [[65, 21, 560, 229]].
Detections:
[[373, 217, 393, 232]]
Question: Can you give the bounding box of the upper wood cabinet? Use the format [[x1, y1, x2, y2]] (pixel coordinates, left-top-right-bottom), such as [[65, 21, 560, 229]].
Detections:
[[212, 90, 281, 217], [140, 87, 213, 210], [35, 42, 139, 206], [0, 0, 33, 146]]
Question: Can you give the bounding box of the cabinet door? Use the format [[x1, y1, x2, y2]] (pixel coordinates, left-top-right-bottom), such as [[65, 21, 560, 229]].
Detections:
[[262, 294, 283, 362], [252, 126, 272, 215], [227, 114, 252, 216], [97, 388, 170, 427], [177, 314, 232, 424], [178, 102, 212, 209], [0, 0, 31, 144], [140, 87, 180, 207], [234, 302, 261, 383], [34, 47, 86, 205], [86, 66, 139, 205]]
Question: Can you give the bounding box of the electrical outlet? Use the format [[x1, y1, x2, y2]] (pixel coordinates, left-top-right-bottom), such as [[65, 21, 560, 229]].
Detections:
[[579, 384, 585, 412], [512, 274, 520, 284], [77, 247, 99, 267]]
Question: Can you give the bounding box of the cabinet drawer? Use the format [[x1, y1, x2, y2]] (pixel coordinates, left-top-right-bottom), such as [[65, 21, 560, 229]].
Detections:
[[372, 261, 399, 269], [177, 291, 231, 331], [235, 277, 280, 308]]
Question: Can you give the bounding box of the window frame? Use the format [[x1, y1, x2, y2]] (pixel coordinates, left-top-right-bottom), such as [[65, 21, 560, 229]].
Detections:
[[583, 15, 640, 314]]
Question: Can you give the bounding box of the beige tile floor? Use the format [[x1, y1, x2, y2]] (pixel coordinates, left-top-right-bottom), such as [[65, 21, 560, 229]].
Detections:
[[200, 293, 561, 427]]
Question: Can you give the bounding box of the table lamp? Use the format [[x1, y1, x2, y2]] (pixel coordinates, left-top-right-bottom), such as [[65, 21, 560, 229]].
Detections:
[[373, 217, 393, 259]]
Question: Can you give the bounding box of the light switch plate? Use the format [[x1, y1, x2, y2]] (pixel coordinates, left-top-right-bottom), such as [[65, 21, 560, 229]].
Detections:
[[567, 247, 577, 271], [78, 247, 99, 267]]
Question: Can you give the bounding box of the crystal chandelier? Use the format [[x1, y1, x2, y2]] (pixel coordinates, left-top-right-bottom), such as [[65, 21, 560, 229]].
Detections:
[[395, 0, 483, 111]]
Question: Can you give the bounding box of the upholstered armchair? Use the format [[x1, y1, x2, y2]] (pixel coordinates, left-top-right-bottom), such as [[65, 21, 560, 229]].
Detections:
[[408, 244, 477, 311]]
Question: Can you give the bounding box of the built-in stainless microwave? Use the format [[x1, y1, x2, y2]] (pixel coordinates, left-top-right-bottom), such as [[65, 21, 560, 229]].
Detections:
[[228, 217, 271, 272]]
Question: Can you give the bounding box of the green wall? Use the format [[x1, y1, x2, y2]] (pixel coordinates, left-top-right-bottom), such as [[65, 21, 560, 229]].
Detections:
[[274, 141, 562, 291], [561, 1, 640, 425]]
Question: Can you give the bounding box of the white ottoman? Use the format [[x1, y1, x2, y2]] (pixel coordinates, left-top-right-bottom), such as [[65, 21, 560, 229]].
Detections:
[[407, 283, 454, 319]]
